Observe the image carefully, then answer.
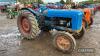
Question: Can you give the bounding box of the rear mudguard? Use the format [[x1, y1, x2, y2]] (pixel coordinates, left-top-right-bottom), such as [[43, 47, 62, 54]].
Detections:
[[21, 8, 37, 16], [20, 8, 41, 22]]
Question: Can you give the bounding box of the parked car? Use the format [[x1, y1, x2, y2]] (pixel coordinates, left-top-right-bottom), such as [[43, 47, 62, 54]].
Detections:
[[55, 2, 65, 9], [46, 3, 57, 9], [0, 2, 10, 13], [95, 5, 100, 11]]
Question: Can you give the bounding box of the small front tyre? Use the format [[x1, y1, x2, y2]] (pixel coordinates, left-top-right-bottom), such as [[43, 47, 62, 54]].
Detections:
[[53, 32, 76, 53]]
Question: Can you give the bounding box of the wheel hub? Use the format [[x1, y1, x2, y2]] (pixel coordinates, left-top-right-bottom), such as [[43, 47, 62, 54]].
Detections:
[[56, 35, 71, 50], [21, 17, 31, 33]]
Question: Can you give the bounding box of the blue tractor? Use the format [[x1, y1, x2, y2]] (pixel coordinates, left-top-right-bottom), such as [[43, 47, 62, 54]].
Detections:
[[17, 8, 84, 53]]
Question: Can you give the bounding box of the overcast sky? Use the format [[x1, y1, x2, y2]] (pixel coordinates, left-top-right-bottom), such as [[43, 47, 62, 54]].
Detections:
[[43, 0, 88, 3]]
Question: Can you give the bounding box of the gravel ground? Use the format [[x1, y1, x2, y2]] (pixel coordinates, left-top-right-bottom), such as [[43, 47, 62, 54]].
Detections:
[[0, 12, 100, 56]]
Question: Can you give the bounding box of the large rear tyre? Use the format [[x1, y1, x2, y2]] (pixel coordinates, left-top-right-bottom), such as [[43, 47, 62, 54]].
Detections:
[[53, 32, 76, 53], [17, 11, 40, 40]]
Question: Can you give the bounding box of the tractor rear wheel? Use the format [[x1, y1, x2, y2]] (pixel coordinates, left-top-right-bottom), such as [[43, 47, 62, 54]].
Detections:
[[17, 12, 40, 40], [53, 32, 76, 53]]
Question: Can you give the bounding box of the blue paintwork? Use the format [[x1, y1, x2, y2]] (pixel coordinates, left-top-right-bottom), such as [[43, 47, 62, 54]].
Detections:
[[21, 8, 36, 15], [39, 5, 48, 13], [45, 9, 83, 30], [21, 8, 40, 16], [21, 8, 83, 31]]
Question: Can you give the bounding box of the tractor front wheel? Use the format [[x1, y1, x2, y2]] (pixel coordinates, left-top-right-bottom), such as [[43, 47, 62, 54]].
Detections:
[[53, 32, 76, 53]]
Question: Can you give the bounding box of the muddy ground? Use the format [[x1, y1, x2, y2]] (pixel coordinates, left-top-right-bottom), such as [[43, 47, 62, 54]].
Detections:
[[0, 12, 100, 56]]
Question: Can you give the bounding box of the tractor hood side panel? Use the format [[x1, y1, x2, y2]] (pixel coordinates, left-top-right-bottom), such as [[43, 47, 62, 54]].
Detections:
[[45, 9, 84, 31]]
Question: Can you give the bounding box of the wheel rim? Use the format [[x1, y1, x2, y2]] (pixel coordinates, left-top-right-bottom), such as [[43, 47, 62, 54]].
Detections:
[[56, 35, 71, 50], [20, 16, 31, 34]]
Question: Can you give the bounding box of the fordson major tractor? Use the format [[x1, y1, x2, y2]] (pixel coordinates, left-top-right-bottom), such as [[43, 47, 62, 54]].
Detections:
[[17, 7, 85, 53]]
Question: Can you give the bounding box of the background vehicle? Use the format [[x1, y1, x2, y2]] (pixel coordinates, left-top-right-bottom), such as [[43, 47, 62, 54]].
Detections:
[[83, 8, 93, 29], [6, 4, 19, 19], [95, 5, 100, 11], [46, 3, 57, 9], [76, 5, 94, 29]]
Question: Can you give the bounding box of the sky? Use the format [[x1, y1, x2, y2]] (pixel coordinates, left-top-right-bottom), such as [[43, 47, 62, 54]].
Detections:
[[43, 0, 87, 3]]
